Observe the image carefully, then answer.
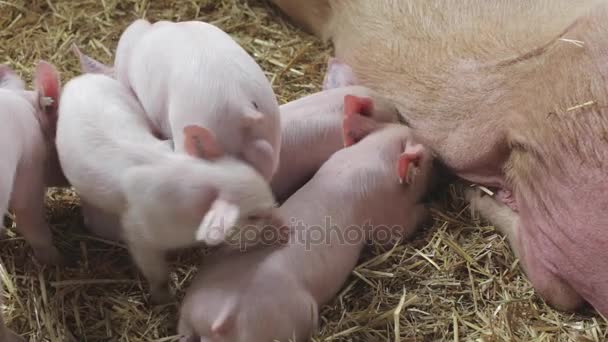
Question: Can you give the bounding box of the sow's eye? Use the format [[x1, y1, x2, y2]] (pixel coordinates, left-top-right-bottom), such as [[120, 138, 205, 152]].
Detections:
[[252, 101, 259, 110]]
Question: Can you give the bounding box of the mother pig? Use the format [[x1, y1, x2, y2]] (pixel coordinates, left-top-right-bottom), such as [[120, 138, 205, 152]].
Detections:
[[270, 0, 608, 315]]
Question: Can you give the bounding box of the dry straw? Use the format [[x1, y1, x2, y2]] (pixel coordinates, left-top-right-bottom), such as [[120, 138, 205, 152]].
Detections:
[[0, 0, 606, 341]]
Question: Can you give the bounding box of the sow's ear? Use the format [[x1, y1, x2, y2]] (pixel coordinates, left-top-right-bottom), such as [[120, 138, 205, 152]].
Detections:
[[183, 125, 224, 160], [342, 95, 380, 147]]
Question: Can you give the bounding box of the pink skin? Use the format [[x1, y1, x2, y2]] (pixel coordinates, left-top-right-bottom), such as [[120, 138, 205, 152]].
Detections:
[[111, 20, 281, 181], [290, 1, 608, 315], [271, 85, 399, 201], [0, 62, 64, 264], [56, 74, 281, 303], [322, 57, 359, 90], [0, 62, 64, 342], [178, 97, 434, 342], [69, 48, 398, 204], [71, 44, 114, 77]]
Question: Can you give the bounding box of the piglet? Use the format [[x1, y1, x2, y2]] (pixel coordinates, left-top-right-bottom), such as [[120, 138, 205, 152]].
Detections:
[[56, 74, 282, 303], [271, 85, 399, 201], [178, 96, 434, 341], [0, 62, 64, 265], [113, 19, 281, 181], [0, 62, 63, 342]]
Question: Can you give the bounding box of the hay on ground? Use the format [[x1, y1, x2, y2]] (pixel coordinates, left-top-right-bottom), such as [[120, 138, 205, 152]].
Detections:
[[0, 0, 606, 341]]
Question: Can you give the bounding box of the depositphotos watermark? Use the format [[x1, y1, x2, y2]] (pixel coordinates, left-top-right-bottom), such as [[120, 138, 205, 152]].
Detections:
[[217, 216, 409, 251]]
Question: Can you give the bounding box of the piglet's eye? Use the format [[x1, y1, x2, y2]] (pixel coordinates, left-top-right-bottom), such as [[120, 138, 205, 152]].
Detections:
[[248, 215, 260, 221], [252, 101, 258, 110]]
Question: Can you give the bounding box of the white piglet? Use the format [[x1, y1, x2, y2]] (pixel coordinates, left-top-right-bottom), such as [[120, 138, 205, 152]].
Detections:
[[0, 62, 63, 342], [178, 97, 435, 342], [0, 62, 64, 265], [113, 19, 281, 181], [56, 74, 282, 303]]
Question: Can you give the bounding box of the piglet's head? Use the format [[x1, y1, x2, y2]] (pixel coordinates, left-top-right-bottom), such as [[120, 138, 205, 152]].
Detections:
[[342, 94, 383, 147], [183, 125, 285, 249], [342, 95, 433, 186]]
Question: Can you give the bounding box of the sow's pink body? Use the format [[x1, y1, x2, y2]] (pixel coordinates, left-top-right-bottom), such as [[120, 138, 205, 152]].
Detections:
[[113, 19, 281, 180], [0, 62, 63, 341], [271, 0, 608, 315], [178, 110, 435, 341]]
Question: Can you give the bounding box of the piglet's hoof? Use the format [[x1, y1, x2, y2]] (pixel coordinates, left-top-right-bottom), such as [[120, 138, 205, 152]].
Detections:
[[150, 284, 174, 305], [33, 246, 64, 266]]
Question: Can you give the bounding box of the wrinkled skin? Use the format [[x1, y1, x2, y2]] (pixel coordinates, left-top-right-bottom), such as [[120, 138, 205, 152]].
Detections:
[[0, 62, 64, 341], [178, 100, 435, 342], [55, 74, 281, 303], [271, 83, 399, 201], [110, 19, 281, 181], [270, 0, 608, 314]]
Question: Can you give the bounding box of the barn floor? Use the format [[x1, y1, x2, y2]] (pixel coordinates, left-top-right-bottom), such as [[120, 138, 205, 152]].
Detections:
[[0, 0, 606, 341]]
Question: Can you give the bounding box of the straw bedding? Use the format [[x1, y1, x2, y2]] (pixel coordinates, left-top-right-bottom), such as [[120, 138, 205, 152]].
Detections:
[[0, 0, 606, 341]]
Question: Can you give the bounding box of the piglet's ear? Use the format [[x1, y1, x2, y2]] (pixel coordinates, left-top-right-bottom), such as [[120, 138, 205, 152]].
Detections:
[[397, 142, 425, 185], [71, 43, 114, 76], [196, 199, 241, 246], [0, 64, 25, 90], [342, 95, 380, 147], [183, 125, 223, 160], [34, 60, 61, 133], [344, 94, 373, 117]]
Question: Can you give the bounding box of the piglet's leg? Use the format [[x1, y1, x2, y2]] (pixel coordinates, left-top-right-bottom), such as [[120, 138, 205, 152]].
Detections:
[[466, 188, 520, 254], [466, 188, 584, 311], [12, 173, 62, 265], [127, 242, 172, 304], [81, 201, 123, 242]]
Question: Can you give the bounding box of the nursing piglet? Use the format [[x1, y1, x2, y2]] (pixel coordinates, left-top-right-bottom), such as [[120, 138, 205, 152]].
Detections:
[[272, 0, 608, 314], [114, 19, 281, 180], [271, 85, 399, 201], [0, 63, 63, 265], [56, 74, 281, 303], [178, 97, 434, 342]]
